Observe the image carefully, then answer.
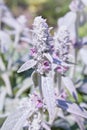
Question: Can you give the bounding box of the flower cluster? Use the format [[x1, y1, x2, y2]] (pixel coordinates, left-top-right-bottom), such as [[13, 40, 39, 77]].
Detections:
[[19, 92, 51, 130], [31, 19, 73, 75], [30, 16, 53, 75], [53, 26, 72, 74], [19, 92, 42, 130], [18, 18, 72, 75]]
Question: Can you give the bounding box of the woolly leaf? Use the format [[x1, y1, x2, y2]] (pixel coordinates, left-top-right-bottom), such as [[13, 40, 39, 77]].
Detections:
[[62, 76, 78, 101], [31, 71, 39, 87], [56, 99, 87, 119], [1, 107, 31, 130], [17, 59, 37, 73], [42, 76, 56, 123]]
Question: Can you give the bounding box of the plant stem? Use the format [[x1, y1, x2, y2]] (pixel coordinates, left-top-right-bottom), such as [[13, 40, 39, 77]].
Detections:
[[57, 72, 61, 94], [38, 73, 43, 98], [38, 74, 44, 130], [72, 11, 80, 81]]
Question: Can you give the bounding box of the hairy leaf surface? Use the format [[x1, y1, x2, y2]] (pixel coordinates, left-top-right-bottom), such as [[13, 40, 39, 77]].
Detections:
[[57, 99, 87, 119], [42, 76, 56, 123], [1, 107, 31, 130], [17, 59, 37, 73], [62, 76, 78, 100]]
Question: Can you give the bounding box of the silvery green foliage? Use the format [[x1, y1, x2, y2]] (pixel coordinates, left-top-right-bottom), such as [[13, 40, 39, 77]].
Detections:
[[56, 99, 87, 119], [0, 1, 20, 31], [18, 16, 56, 124], [17, 14, 87, 130], [42, 76, 56, 123], [16, 15, 32, 44], [69, 0, 87, 29], [0, 31, 12, 53], [1, 107, 30, 130], [0, 1, 31, 49], [1, 1, 87, 130], [17, 59, 37, 73], [1, 92, 51, 130], [17, 15, 27, 27], [0, 0, 32, 120], [1, 93, 41, 130], [62, 76, 78, 100], [58, 0, 87, 45], [56, 1, 87, 128]]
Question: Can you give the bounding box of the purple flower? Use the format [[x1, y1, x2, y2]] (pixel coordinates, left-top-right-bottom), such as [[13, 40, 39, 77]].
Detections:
[[30, 48, 37, 56]]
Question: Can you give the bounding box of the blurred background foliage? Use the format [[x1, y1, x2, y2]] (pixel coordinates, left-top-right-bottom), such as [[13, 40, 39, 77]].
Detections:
[[79, 23, 87, 37], [5, 0, 70, 26]]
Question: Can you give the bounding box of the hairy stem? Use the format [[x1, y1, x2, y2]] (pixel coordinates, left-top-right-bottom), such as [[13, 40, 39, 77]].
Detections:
[[57, 72, 61, 94], [73, 11, 80, 81]]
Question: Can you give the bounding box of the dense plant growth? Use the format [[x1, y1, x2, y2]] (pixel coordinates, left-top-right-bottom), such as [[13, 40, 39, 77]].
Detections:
[[0, 0, 87, 130]]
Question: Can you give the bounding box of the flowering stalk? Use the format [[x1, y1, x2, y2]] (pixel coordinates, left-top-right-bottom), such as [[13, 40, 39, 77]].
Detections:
[[69, 0, 86, 80], [73, 7, 81, 81], [18, 16, 56, 125], [31, 16, 56, 123], [53, 26, 72, 93]]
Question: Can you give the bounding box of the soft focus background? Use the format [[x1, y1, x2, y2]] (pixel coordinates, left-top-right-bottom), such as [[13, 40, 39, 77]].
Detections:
[[5, 0, 87, 36], [0, 0, 87, 130], [5, 0, 70, 26]]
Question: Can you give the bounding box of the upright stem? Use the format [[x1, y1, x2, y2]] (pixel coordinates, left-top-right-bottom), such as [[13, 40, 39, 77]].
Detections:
[[73, 11, 80, 81], [38, 73, 43, 98], [73, 48, 78, 80], [57, 72, 61, 94], [38, 74, 44, 130]]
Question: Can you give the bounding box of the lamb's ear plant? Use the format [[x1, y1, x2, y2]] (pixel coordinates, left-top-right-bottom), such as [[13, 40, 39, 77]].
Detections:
[[1, 13, 87, 130], [1, 0, 87, 130], [18, 16, 56, 124]]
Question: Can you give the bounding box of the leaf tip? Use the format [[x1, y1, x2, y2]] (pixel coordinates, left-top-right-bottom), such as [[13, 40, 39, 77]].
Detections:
[[17, 68, 22, 73]]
